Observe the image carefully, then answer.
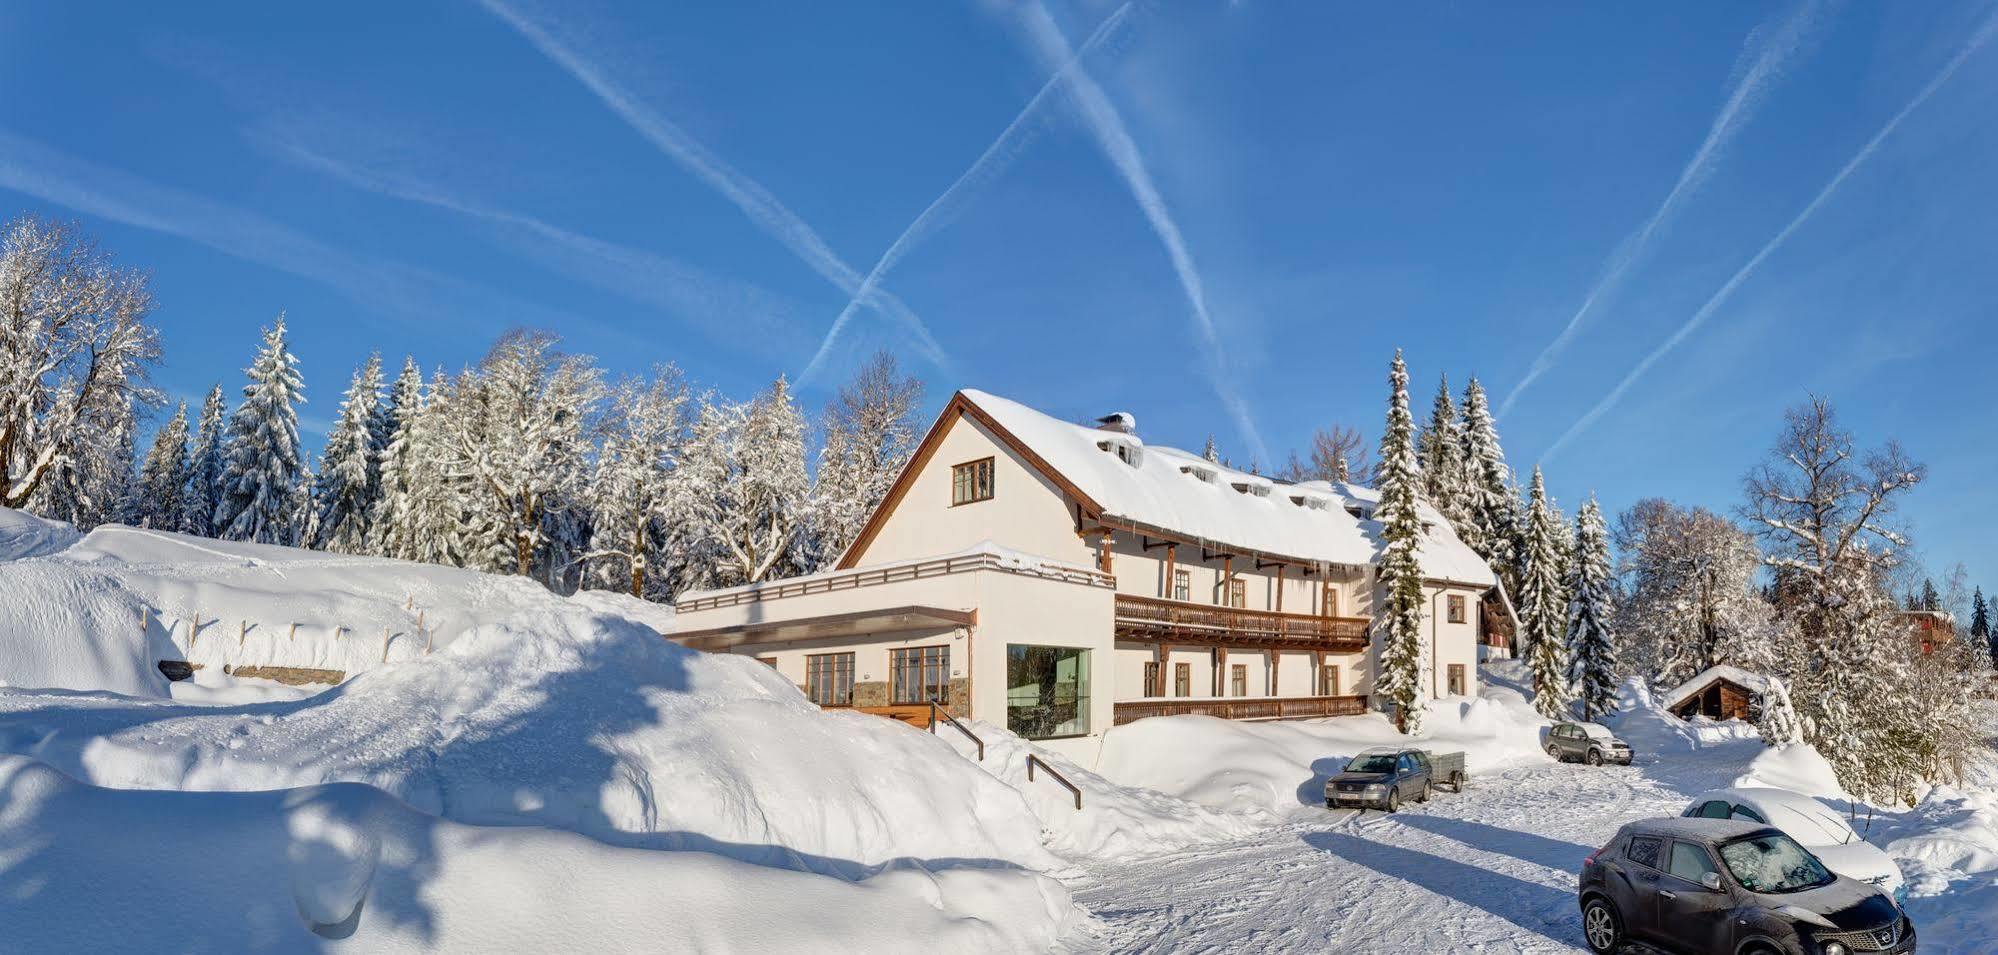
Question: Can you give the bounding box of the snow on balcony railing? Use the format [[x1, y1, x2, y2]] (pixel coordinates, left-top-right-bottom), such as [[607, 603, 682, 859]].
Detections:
[[675, 545, 1113, 613]]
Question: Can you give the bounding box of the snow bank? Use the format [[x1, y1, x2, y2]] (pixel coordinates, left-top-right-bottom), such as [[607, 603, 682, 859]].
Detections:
[[0, 755, 1073, 953], [944, 720, 1258, 860], [0, 610, 1063, 877], [1094, 686, 1552, 816], [0, 505, 78, 560], [1733, 743, 1847, 799], [565, 587, 677, 633]]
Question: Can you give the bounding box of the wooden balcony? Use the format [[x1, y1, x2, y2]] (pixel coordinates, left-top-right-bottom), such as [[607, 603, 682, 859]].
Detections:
[[1113, 594, 1370, 653], [1113, 694, 1369, 725]]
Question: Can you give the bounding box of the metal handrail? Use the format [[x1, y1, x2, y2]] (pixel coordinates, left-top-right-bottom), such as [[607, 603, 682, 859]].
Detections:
[[1026, 754, 1082, 810], [928, 701, 985, 761]]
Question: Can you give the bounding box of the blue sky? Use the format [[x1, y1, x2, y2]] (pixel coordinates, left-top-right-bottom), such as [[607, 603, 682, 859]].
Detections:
[[2, 1, 1993, 593]]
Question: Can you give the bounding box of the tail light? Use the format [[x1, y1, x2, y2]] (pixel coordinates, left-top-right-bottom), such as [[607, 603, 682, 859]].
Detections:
[[1583, 847, 1602, 867]]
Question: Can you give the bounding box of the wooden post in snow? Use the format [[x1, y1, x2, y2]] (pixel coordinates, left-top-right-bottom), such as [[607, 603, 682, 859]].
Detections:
[[189, 611, 201, 647], [381, 627, 391, 663], [288, 623, 298, 642], [420, 610, 430, 655], [238, 620, 248, 648]]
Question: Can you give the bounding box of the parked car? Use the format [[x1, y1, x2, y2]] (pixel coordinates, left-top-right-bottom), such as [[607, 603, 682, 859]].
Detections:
[[1682, 787, 1907, 903], [1579, 817, 1914, 955], [1546, 721, 1633, 765], [1324, 747, 1463, 811]]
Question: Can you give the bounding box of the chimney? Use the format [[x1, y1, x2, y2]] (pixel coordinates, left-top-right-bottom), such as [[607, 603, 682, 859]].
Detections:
[[1095, 412, 1137, 435]]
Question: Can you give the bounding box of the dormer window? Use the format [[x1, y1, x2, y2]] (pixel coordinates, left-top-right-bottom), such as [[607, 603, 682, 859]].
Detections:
[[1094, 434, 1142, 467], [1344, 505, 1368, 520], [1180, 464, 1217, 483]]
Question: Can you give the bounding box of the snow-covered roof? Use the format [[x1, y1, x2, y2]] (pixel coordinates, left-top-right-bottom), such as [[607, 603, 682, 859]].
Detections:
[[1661, 665, 1771, 711], [958, 390, 1496, 586]]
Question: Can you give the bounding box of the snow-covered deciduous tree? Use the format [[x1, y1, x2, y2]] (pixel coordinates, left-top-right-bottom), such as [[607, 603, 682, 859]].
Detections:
[[310, 355, 384, 553], [1371, 351, 1426, 735], [1566, 495, 1618, 722], [1757, 675, 1802, 748], [129, 401, 190, 529], [1518, 467, 1570, 718], [180, 384, 227, 536], [811, 351, 923, 570], [1456, 377, 1518, 593], [1280, 424, 1369, 485], [1417, 373, 1467, 528], [1612, 498, 1773, 689], [445, 331, 604, 578], [215, 316, 307, 545], [1743, 395, 1966, 802], [581, 365, 688, 597], [673, 377, 812, 591], [0, 217, 162, 517]]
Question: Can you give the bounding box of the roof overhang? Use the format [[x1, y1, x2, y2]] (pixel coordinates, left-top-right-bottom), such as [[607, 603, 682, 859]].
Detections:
[[671, 605, 977, 652]]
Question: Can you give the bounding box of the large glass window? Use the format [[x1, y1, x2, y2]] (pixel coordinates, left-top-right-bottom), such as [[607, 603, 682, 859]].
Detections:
[[1006, 645, 1090, 739], [890, 646, 950, 705], [806, 652, 854, 707]]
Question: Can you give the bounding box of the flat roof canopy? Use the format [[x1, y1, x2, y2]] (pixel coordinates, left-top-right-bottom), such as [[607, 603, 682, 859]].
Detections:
[[672, 605, 977, 652]]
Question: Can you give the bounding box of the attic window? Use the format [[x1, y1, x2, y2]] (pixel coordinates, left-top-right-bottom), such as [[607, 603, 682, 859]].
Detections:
[[1095, 439, 1140, 467], [1344, 505, 1369, 520], [1179, 464, 1216, 483], [1289, 495, 1330, 511], [1231, 481, 1271, 498]]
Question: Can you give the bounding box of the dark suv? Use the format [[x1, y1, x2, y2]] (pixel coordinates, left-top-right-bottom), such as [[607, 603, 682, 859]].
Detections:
[[1324, 747, 1432, 812], [1579, 818, 1914, 954]]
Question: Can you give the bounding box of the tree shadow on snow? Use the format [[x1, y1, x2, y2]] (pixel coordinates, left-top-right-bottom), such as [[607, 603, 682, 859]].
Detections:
[[1384, 814, 1595, 872], [1300, 831, 1580, 948]]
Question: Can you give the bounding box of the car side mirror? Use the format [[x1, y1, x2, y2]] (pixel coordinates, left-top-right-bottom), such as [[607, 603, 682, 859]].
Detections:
[[1700, 872, 1722, 892]]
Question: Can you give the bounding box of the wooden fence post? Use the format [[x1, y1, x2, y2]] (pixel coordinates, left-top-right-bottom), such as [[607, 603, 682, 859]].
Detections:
[[381, 626, 391, 663], [189, 611, 201, 647], [238, 620, 248, 648], [288, 623, 298, 642]]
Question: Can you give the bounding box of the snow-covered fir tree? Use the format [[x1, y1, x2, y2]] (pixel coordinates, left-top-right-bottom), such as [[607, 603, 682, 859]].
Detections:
[[128, 401, 190, 529], [180, 384, 227, 536], [1417, 374, 1466, 527], [310, 354, 384, 553], [1201, 434, 1219, 463], [1518, 467, 1570, 718], [1456, 378, 1518, 594], [1612, 498, 1774, 688], [672, 377, 812, 590], [581, 366, 688, 597], [1973, 587, 1994, 668], [367, 358, 426, 557], [445, 332, 603, 578], [376, 369, 464, 566], [1756, 675, 1802, 747], [0, 216, 161, 516], [215, 316, 308, 545], [1372, 351, 1427, 735], [811, 351, 923, 570], [1564, 495, 1618, 721]]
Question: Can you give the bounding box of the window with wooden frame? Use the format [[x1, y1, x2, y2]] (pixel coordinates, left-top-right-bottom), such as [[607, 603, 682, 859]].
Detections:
[[1230, 664, 1248, 697], [1322, 584, 1339, 617], [1225, 577, 1246, 609], [890, 645, 951, 705], [1142, 661, 1160, 697], [950, 457, 995, 506], [1447, 664, 1466, 696], [1319, 664, 1340, 696], [805, 652, 854, 707], [1171, 568, 1191, 601], [1447, 594, 1467, 624], [1174, 662, 1190, 697], [755, 656, 778, 668]]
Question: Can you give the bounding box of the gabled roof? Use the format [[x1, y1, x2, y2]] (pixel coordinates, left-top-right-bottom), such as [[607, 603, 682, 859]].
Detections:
[[838, 389, 1496, 588], [1662, 665, 1770, 711]]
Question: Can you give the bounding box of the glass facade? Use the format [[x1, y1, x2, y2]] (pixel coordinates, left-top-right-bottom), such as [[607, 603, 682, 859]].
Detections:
[[1006, 644, 1090, 739]]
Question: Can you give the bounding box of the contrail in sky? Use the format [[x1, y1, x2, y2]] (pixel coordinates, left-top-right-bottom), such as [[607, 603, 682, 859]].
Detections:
[[479, 0, 951, 372], [1014, 0, 1270, 465], [1543, 12, 1998, 465], [1500, 0, 1822, 419], [798, 2, 1136, 386]]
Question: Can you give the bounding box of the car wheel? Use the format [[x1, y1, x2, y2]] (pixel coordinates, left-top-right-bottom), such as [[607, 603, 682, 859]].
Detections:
[[1385, 788, 1400, 813], [1586, 748, 1604, 767], [1580, 897, 1623, 953], [1546, 743, 1564, 762], [1418, 781, 1431, 803]]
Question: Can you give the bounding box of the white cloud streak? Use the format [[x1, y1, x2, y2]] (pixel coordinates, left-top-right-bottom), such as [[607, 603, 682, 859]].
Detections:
[[797, 2, 1136, 386], [1499, 0, 1822, 419], [1013, 0, 1270, 465], [250, 124, 814, 358], [477, 0, 951, 374], [1543, 13, 1998, 465], [0, 127, 567, 334]]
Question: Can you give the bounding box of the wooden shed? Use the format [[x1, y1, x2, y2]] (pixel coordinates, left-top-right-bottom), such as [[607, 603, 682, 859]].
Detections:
[[1662, 666, 1768, 722]]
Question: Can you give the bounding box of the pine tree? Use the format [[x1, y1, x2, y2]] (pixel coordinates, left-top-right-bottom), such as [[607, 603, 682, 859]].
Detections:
[[310, 355, 384, 553], [180, 385, 227, 536], [129, 401, 191, 529], [368, 358, 426, 557], [1519, 467, 1570, 718], [1973, 588, 1993, 670], [1919, 578, 1941, 612], [1565, 495, 1618, 721], [1417, 374, 1466, 526], [812, 352, 923, 570], [215, 316, 308, 544], [1456, 378, 1517, 590], [1201, 434, 1219, 464], [1372, 350, 1426, 735]]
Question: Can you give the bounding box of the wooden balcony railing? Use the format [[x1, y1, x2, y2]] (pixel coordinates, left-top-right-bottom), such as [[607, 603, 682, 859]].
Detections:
[[1113, 594, 1370, 652], [1113, 694, 1369, 725]]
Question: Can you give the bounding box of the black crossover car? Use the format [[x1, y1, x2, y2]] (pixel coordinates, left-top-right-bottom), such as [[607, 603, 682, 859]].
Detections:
[[1579, 817, 1914, 954]]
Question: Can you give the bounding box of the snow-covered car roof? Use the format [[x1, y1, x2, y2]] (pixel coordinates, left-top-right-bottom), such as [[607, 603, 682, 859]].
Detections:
[[1660, 665, 1770, 711], [1624, 816, 1772, 843], [1687, 788, 1861, 847], [958, 390, 1497, 586]]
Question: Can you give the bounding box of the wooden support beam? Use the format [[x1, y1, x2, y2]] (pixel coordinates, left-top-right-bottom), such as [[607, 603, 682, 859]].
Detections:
[[1141, 536, 1171, 552], [1153, 644, 1169, 697], [1214, 647, 1227, 696], [1275, 564, 1285, 613], [1097, 531, 1114, 575], [1163, 544, 1177, 600], [1255, 559, 1285, 572]]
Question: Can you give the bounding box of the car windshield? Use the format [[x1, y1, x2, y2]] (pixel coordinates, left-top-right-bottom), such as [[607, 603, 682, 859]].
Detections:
[[1346, 754, 1398, 773], [1719, 833, 1836, 893]]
